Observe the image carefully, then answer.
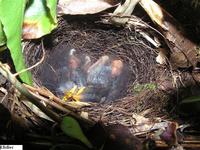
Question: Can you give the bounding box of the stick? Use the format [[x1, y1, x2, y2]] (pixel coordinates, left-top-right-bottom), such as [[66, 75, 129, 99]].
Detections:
[[14, 40, 45, 77], [24, 84, 77, 111], [0, 61, 94, 126]]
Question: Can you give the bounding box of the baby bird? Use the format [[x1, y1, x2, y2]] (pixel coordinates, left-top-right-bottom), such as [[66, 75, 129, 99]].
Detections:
[[57, 49, 90, 97], [86, 55, 129, 102], [87, 55, 112, 88], [107, 58, 130, 100], [57, 51, 129, 102]]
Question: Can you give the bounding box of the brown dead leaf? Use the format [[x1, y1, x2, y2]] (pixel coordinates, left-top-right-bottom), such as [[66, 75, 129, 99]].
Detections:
[[139, 0, 198, 68], [164, 20, 198, 68], [57, 0, 119, 15], [131, 113, 170, 134], [156, 48, 169, 65], [22, 21, 40, 39], [160, 122, 179, 146], [22, 0, 57, 39]]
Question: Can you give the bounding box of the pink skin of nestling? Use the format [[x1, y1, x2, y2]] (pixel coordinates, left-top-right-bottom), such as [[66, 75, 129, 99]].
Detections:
[[68, 56, 80, 69], [111, 59, 123, 78], [87, 55, 124, 78]]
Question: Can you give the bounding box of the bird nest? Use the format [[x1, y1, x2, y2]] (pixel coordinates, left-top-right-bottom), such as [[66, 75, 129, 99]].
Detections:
[[24, 16, 177, 128]]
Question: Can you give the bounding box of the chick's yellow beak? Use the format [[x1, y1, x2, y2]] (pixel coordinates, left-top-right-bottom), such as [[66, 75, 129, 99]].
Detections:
[[63, 86, 85, 102]]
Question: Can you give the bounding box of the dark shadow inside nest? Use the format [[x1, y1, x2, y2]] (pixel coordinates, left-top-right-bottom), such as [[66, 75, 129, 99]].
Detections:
[[24, 16, 185, 123], [23, 16, 200, 120], [20, 16, 200, 136], [25, 17, 157, 103]]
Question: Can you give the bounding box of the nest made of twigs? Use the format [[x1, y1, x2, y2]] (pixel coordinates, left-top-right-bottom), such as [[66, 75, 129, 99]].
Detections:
[[24, 15, 174, 128]]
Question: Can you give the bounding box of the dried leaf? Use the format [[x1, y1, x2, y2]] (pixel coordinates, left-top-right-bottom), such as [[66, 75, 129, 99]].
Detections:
[[111, 0, 140, 25], [23, 0, 57, 39], [160, 122, 178, 146], [139, 0, 198, 68], [131, 113, 169, 134], [156, 48, 168, 65], [57, 0, 119, 15], [80, 111, 89, 119], [23, 101, 54, 122]]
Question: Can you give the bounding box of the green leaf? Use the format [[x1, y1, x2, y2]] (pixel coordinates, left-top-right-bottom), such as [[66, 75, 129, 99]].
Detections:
[[0, 19, 7, 53], [46, 0, 57, 24], [60, 116, 93, 148], [23, 0, 57, 39], [0, 20, 6, 47], [0, 0, 33, 85]]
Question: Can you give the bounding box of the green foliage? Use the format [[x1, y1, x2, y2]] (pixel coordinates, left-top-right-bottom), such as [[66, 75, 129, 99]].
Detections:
[[60, 116, 93, 148], [0, 0, 57, 84], [0, 0, 32, 85], [0, 21, 6, 47], [46, 0, 57, 23], [133, 83, 157, 93], [23, 0, 57, 39]]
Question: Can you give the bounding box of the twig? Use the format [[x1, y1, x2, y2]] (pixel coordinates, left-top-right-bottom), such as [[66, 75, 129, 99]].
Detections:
[[27, 89, 94, 126], [0, 61, 94, 126], [14, 40, 45, 77], [0, 62, 60, 122], [0, 87, 8, 103], [23, 84, 77, 111], [138, 31, 160, 47], [102, 13, 164, 38], [156, 140, 200, 149], [110, 0, 140, 25]]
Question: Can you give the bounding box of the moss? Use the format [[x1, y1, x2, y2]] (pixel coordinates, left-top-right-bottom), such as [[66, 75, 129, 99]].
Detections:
[[133, 83, 157, 93]]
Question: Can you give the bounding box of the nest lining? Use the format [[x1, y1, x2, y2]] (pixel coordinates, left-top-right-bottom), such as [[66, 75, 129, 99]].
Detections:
[[24, 16, 171, 127]]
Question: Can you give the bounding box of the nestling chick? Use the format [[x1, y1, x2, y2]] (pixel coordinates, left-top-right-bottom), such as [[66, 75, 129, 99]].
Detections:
[[57, 49, 90, 96], [86, 55, 130, 102], [57, 51, 130, 102]]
